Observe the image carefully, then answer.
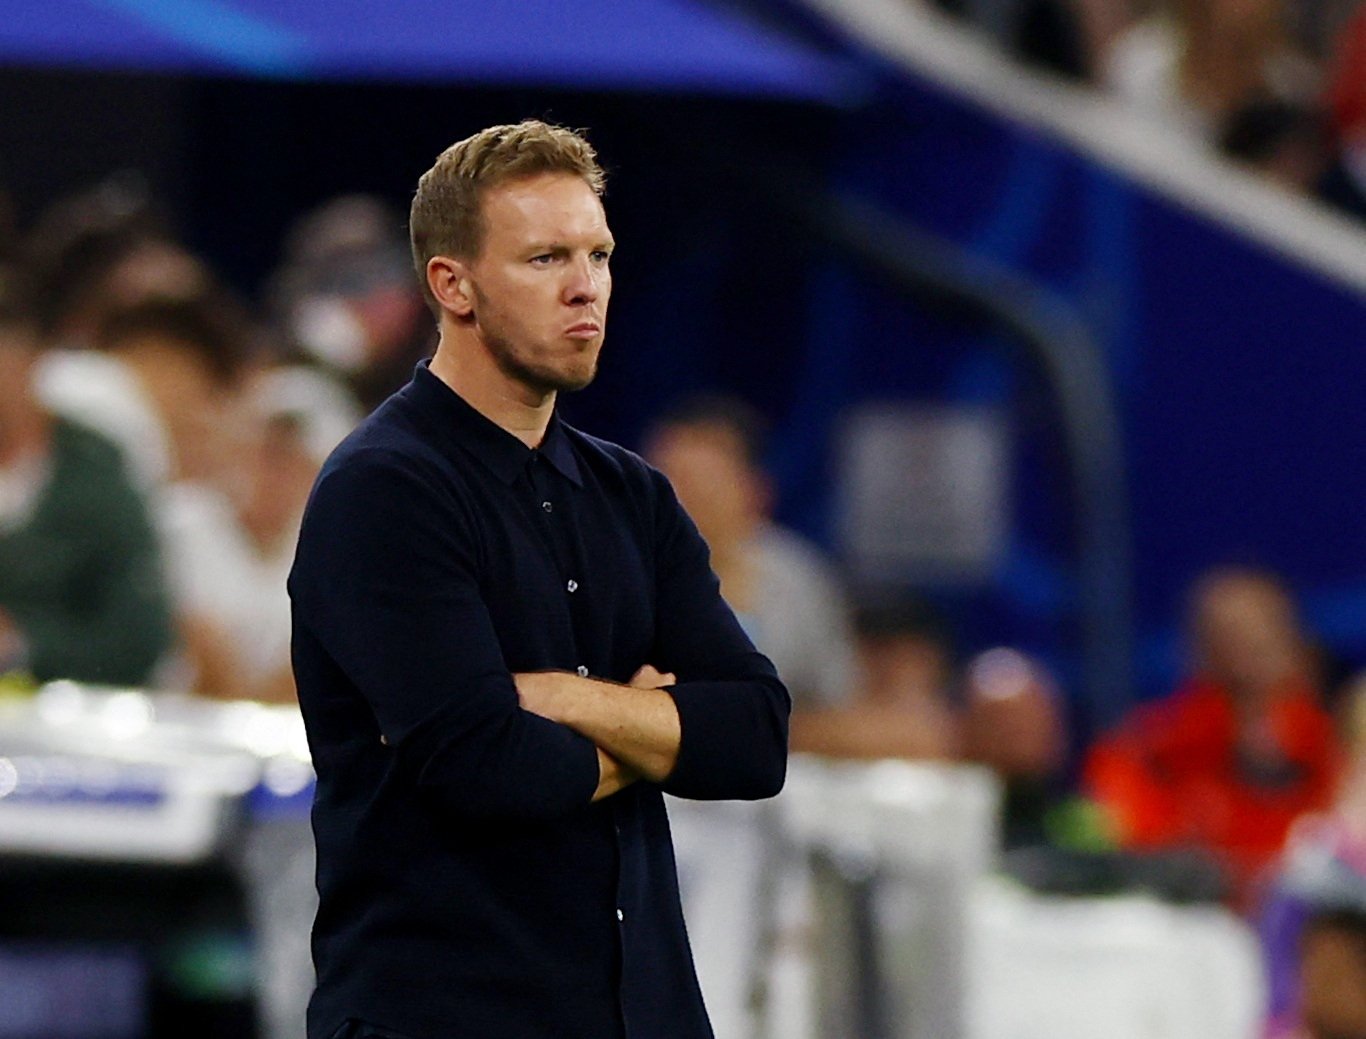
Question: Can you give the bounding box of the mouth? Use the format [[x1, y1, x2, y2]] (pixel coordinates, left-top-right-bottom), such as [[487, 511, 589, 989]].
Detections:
[[564, 322, 601, 340]]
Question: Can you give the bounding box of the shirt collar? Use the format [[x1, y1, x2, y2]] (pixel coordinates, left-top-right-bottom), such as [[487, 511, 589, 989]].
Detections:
[[403, 361, 583, 487]]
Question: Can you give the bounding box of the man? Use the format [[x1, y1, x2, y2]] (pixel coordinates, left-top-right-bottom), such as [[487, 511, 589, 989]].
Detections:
[[1084, 567, 1339, 905], [642, 396, 856, 1037], [0, 268, 173, 686], [289, 121, 790, 1039], [643, 395, 856, 715]]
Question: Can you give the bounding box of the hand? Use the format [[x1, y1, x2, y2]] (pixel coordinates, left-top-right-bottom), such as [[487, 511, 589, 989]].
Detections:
[[629, 665, 676, 689], [515, 666, 682, 783]]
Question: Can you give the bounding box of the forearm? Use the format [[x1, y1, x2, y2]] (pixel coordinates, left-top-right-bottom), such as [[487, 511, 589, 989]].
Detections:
[[518, 672, 682, 782], [594, 748, 639, 800]]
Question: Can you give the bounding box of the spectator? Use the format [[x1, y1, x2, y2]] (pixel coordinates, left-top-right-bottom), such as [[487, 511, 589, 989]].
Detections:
[[38, 294, 253, 492], [788, 595, 959, 759], [269, 194, 433, 414], [1103, 0, 1318, 142], [1318, 4, 1366, 222], [0, 267, 173, 686], [1085, 567, 1341, 904], [160, 366, 355, 702], [23, 177, 208, 349], [1219, 97, 1330, 191], [37, 294, 268, 698], [1262, 676, 1366, 1038], [643, 393, 856, 1039], [1296, 907, 1366, 1039], [792, 600, 1068, 846], [643, 394, 857, 712], [1013, 0, 1132, 82], [962, 646, 1068, 848]]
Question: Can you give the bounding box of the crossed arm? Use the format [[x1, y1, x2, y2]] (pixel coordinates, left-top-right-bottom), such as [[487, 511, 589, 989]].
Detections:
[[294, 454, 788, 822], [514, 665, 680, 801]]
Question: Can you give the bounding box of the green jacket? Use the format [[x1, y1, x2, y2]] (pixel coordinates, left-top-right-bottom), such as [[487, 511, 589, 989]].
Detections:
[[0, 417, 174, 686]]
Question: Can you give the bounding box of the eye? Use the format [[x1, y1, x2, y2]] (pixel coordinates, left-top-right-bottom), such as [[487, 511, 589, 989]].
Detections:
[[591, 250, 612, 264], [530, 254, 555, 265]]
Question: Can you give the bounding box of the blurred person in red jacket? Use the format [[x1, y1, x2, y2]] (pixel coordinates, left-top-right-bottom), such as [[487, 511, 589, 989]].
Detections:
[[1085, 566, 1341, 903]]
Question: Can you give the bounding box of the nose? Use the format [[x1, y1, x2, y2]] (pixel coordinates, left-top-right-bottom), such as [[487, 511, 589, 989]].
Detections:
[[562, 255, 602, 306]]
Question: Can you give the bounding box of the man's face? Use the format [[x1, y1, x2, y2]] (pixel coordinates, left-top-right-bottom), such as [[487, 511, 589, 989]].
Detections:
[[463, 172, 613, 400], [1300, 920, 1366, 1039], [646, 424, 764, 549], [1192, 576, 1304, 700]]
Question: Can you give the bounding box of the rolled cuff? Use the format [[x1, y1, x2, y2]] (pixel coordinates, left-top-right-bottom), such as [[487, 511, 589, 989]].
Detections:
[[660, 676, 789, 801]]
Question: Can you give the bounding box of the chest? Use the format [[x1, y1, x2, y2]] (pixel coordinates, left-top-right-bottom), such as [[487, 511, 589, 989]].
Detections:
[[461, 460, 655, 680]]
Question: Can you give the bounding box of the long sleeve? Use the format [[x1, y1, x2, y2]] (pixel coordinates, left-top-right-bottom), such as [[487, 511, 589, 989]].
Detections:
[[289, 449, 601, 821], [645, 469, 790, 801]]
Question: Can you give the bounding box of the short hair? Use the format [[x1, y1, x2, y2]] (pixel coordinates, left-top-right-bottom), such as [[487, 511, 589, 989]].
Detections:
[[95, 294, 253, 388], [22, 177, 170, 339], [409, 120, 607, 311], [650, 393, 770, 469], [1302, 907, 1366, 961], [852, 593, 951, 648], [1188, 565, 1299, 621]]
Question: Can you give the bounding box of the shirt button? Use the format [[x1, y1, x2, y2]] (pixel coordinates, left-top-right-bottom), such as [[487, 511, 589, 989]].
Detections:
[[616, 909, 625, 922], [576, 665, 589, 677], [566, 579, 579, 593], [541, 501, 553, 513]]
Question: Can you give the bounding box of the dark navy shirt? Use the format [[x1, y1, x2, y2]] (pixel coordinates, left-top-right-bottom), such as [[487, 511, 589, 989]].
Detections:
[[289, 362, 790, 1039]]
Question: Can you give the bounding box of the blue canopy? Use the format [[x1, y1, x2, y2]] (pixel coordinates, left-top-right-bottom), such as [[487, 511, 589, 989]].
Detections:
[[1, 0, 860, 103]]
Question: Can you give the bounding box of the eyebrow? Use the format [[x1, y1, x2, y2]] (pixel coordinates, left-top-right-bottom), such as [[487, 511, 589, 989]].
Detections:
[[527, 240, 615, 256]]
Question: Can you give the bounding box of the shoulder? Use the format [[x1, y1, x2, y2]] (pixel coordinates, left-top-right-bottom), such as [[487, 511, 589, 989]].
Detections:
[[755, 523, 846, 588], [50, 416, 128, 469], [48, 417, 145, 503], [315, 399, 448, 497], [753, 524, 835, 573], [38, 351, 169, 489]]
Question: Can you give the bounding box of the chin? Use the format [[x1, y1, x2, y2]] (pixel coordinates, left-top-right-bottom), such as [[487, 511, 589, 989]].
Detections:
[[556, 365, 598, 393], [551, 351, 601, 393]]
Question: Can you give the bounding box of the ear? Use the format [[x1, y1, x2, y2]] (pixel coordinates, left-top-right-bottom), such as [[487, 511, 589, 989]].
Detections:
[[427, 255, 476, 320]]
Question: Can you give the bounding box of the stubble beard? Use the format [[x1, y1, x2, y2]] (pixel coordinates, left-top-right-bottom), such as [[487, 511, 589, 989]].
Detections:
[[485, 327, 598, 396], [475, 289, 600, 396]]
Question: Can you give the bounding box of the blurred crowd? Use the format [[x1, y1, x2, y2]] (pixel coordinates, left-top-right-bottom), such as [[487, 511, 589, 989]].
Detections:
[[1, 150, 1364, 1035], [946, 0, 1366, 215], [641, 398, 1366, 1039], [0, 179, 431, 702]]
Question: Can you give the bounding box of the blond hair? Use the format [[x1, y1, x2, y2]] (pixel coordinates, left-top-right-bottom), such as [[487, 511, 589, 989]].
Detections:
[[408, 120, 606, 312]]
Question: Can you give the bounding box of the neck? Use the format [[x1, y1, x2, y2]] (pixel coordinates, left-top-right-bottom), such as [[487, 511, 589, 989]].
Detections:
[[428, 328, 554, 448]]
